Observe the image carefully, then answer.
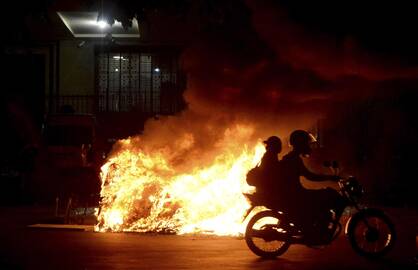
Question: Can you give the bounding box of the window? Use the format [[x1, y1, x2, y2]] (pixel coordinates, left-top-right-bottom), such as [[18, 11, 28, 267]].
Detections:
[[96, 50, 183, 113]]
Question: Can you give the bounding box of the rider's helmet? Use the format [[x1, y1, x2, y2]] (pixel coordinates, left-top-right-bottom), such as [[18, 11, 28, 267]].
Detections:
[[289, 130, 317, 156], [263, 136, 282, 154]]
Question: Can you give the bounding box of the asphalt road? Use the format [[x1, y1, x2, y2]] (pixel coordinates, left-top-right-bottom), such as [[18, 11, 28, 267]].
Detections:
[[0, 230, 415, 270], [0, 207, 416, 270]]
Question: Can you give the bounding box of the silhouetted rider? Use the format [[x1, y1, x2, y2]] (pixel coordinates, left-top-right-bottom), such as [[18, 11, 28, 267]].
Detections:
[[256, 136, 282, 204], [280, 130, 345, 237], [259, 136, 282, 172]]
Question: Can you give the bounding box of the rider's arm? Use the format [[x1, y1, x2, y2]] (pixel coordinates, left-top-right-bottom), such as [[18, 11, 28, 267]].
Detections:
[[299, 160, 335, 182]]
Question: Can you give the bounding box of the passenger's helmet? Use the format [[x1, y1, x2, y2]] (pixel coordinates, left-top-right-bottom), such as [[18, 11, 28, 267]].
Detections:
[[263, 136, 282, 153]]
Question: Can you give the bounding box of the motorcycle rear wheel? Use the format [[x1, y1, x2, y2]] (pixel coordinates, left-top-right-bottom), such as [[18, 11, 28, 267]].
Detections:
[[245, 210, 291, 258], [347, 209, 396, 258]]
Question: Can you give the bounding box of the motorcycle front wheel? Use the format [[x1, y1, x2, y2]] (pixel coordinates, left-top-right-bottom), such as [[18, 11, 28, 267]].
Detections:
[[347, 208, 396, 258], [245, 210, 291, 258]]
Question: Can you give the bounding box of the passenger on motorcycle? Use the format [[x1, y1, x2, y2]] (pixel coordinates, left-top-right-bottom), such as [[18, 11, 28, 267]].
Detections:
[[256, 136, 282, 202]]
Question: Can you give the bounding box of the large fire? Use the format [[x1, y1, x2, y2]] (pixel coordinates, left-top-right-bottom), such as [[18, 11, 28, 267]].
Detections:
[[95, 124, 265, 235]]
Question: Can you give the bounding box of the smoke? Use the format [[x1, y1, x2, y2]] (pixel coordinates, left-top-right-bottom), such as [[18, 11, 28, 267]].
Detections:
[[110, 0, 418, 174], [248, 1, 418, 81]]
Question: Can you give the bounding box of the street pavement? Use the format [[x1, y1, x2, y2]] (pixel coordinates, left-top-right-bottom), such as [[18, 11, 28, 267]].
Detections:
[[0, 206, 416, 270]]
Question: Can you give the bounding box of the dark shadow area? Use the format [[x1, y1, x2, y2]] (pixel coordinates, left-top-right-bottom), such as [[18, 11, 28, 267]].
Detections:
[[313, 88, 418, 208], [0, 54, 44, 206]]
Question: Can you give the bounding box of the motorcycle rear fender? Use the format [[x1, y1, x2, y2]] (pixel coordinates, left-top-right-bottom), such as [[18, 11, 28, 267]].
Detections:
[[344, 208, 387, 235], [344, 216, 353, 235]]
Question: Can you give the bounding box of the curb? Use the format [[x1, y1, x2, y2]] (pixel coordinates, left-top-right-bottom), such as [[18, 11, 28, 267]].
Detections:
[[27, 224, 95, 231]]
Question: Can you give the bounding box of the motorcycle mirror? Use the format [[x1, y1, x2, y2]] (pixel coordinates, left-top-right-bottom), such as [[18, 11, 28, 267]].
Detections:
[[332, 160, 339, 169], [323, 161, 332, 168]]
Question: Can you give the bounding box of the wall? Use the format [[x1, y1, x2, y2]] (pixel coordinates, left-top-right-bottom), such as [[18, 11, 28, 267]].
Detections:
[[59, 40, 95, 96]]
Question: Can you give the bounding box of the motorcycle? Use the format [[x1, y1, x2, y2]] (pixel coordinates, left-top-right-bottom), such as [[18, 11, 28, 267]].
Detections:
[[243, 161, 396, 259]]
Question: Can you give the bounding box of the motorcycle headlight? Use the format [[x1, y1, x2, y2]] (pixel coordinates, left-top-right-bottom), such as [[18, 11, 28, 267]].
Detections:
[[344, 176, 364, 199]]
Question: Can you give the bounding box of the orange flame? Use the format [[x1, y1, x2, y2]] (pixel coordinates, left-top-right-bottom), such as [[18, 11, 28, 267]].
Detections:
[[95, 124, 265, 235]]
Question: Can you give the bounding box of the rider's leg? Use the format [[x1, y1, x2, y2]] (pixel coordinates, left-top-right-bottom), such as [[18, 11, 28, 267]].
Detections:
[[315, 188, 346, 218]]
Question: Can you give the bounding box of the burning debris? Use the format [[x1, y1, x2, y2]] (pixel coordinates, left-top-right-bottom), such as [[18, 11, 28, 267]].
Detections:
[[96, 124, 265, 235]]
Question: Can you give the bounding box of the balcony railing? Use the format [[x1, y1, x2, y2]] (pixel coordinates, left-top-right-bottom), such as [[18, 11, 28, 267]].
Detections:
[[46, 95, 96, 114], [46, 94, 184, 115]]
